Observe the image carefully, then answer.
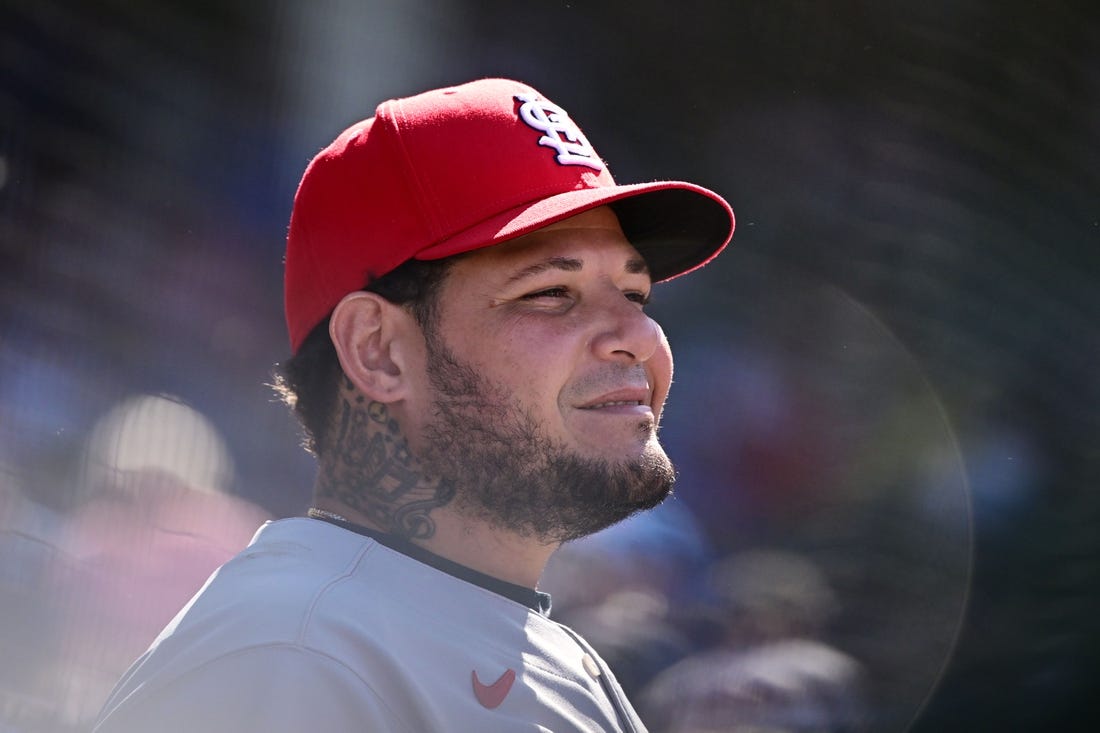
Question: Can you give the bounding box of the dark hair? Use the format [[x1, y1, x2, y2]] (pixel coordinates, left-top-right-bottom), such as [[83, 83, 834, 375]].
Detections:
[[272, 257, 454, 457]]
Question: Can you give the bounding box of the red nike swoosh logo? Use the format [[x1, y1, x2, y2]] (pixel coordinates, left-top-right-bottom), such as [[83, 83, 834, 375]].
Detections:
[[471, 668, 516, 709]]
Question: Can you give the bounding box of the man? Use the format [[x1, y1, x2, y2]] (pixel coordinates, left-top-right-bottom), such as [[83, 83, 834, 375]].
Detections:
[[94, 77, 734, 732]]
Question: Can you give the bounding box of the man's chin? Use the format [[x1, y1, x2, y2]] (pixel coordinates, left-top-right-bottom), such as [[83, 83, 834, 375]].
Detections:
[[456, 446, 676, 544], [572, 434, 667, 466], [551, 452, 676, 541]]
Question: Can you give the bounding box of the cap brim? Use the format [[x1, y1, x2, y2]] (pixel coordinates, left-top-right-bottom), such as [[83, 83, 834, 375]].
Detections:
[[415, 181, 734, 282]]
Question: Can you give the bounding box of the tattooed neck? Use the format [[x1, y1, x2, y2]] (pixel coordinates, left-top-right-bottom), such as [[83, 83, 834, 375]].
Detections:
[[314, 378, 455, 541]]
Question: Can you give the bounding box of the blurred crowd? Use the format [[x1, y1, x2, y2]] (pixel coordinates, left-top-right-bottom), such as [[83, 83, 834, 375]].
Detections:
[[0, 395, 272, 731]]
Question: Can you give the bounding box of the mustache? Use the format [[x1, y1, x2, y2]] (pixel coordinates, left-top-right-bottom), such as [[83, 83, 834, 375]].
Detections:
[[566, 364, 651, 396]]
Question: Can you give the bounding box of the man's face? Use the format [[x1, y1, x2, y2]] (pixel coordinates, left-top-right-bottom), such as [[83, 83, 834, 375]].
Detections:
[[405, 206, 676, 542]]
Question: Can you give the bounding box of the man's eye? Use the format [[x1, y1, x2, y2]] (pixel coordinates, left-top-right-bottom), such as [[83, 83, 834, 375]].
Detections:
[[625, 291, 651, 306], [523, 287, 570, 299]]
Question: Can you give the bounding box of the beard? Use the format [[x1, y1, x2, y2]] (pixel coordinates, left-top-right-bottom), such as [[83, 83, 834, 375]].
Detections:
[[417, 329, 675, 544]]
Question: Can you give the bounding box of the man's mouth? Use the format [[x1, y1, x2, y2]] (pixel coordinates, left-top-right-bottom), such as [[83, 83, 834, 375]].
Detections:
[[576, 386, 652, 412], [582, 400, 645, 410]]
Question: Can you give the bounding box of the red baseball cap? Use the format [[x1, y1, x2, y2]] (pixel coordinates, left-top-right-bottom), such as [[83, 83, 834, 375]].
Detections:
[[284, 77, 735, 353]]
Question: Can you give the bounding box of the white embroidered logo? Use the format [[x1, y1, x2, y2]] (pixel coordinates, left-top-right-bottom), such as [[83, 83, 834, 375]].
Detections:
[[515, 94, 604, 171]]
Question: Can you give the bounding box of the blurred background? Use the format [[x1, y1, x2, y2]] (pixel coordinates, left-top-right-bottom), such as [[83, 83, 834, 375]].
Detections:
[[1, 1, 1097, 731]]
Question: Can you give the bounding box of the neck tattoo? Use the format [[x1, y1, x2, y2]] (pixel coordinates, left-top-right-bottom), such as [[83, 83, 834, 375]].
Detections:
[[314, 385, 456, 541]]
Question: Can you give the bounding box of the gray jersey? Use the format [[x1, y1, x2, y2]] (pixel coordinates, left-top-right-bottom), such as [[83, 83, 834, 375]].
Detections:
[[93, 518, 646, 732]]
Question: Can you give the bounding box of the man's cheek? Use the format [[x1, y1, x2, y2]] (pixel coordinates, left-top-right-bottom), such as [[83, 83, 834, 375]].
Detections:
[[650, 321, 674, 422]]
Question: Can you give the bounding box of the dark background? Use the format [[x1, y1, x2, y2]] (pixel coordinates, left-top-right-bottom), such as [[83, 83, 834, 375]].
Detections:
[[2, 1, 1097, 730]]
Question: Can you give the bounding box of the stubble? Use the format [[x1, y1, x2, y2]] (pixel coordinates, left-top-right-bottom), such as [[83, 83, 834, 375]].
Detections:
[[418, 330, 675, 544]]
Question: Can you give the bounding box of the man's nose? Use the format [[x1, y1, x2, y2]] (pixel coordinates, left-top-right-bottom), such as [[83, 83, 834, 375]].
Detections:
[[588, 289, 662, 365]]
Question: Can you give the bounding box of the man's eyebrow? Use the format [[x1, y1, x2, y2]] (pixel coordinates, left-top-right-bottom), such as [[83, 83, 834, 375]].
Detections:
[[504, 256, 583, 285], [504, 255, 650, 284]]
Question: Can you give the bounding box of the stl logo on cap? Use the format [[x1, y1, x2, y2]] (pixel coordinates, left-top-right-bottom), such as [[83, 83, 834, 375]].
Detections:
[[515, 93, 604, 171]]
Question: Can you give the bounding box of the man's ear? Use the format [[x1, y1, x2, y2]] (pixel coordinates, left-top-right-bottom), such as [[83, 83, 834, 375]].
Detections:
[[329, 291, 417, 403]]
